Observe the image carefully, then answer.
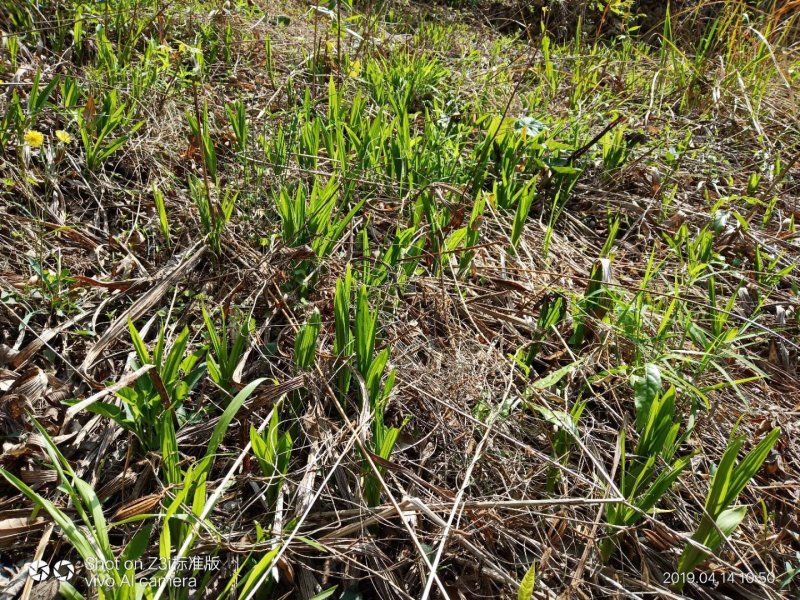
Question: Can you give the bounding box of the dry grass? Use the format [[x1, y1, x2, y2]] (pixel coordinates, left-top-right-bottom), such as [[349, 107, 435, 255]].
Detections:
[[1, 0, 800, 598]]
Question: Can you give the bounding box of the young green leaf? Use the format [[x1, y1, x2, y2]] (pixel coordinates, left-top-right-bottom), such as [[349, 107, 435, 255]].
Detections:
[[518, 561, 536, 600]]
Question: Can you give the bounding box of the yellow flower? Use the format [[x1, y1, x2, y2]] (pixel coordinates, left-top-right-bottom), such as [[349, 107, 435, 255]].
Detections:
[[348, 59, 361, 78], [24, 130, 45, 148], [55, 130, 73, 144]]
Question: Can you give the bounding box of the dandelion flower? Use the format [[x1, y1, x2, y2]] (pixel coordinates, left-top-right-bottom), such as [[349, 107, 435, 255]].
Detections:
[[55, 130, 73, 144], [24, 130, 45, 148]]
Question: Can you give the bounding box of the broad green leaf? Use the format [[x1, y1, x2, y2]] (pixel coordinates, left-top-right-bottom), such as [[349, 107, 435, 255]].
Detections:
[[161, 413, 181, 486], [294, 309, 321, 370], [310, 586, 338, 600], [726, 427, 779, 508], [81, 400, 126, 422], [705, 436, 743, 516], [379, 426, 401, 459], [704, 505, 747, 555], [58, 581, 86, 600], [633, 363, 661, 431], [677, 428, 780, 582], [128, 320, 151, 364], [365, 348, 390, 403], [444, 226, 467, 252], [238, 547, 279, 599], [74, 478, 110, 555], [354, 285, 377, 376], [206, 378, 269, 462], [633, 454, 692, 517], [533, 406, 579, 439], [0, 469, 97, 562], [532, 359, 583, 390], [250, 424, 271, 477], [122, 523, 154, 564], [511, 181, 537, 248], [163, 327, 190, 383]]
